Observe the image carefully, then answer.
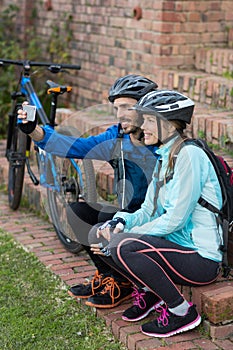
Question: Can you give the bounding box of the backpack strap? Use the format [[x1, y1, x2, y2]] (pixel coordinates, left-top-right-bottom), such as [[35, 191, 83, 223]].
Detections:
[[198, 197, 222, 216], [165, 138, 231, 277]]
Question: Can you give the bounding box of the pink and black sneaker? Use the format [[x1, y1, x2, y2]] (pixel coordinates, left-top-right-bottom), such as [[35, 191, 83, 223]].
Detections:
[[141, 302, 201, 338], [122, 287, 163, 322]]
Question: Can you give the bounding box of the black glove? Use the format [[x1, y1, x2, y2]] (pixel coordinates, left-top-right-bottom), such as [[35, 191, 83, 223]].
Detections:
[[107, 217, 126, 231], [99, 243, 112, 257], [18, 118, 37, 134]]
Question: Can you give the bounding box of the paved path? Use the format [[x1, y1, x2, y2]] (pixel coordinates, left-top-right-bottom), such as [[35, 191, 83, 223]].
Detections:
[[1, 190, 233, 350]]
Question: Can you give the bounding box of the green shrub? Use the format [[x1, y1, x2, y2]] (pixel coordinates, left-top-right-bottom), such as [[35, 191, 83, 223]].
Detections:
[[0, 4, 74, 138]]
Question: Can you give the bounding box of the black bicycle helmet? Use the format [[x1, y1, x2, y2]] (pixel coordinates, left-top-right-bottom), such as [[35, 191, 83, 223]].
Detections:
[[133, 90, 195, 124], [108, 74, 158, 102]]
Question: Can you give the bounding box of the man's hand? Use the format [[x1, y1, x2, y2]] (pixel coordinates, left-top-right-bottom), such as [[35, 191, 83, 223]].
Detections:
[[17, 102, 37, 135], [17, 102, 44, 141]]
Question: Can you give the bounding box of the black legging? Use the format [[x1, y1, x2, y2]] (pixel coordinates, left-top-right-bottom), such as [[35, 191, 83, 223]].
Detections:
[[89, 228, 221, 308]]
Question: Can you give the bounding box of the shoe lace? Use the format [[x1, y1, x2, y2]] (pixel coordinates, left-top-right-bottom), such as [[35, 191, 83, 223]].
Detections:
[[100, 277, 121, 303], [131, 287, 147, 309], [155, 304, 170, 327], [91, 270, 102, 294]]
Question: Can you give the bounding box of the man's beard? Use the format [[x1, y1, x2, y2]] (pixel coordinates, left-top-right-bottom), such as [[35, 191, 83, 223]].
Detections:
[[123, 125, 140, 134]]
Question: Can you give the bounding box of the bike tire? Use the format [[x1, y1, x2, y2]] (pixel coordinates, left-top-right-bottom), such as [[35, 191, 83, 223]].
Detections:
[[8, 128, 27, 210], [46, 125, 97, 254]]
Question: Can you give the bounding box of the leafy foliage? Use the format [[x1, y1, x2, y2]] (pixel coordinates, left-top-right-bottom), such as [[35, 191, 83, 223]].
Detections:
[[0, 4, 74, 138]]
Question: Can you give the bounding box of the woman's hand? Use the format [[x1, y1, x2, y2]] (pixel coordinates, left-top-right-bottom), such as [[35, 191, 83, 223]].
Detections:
[[96, 221, 112, 241], [90, 218, 125, 256], [90, 243, 106, 256]]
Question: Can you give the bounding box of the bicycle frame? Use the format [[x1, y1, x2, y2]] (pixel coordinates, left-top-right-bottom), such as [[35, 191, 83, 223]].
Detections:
[[1, 58, 98, 253], [0, 59, 83, 192], [20, 77, 83, 194], [2, 59, 82, 194], [21, 76, 49, 125]]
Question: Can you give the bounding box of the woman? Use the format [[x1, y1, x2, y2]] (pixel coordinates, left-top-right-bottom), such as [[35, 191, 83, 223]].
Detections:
[[90, 90, 223, 338]]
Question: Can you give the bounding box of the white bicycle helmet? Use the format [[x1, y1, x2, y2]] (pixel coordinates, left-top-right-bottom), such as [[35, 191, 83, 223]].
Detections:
[[133, 90, 195, 124], [108, 74, 158, 102]]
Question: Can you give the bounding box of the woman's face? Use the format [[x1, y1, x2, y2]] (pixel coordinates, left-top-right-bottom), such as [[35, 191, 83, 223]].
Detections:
[[141, 114, 159, 145], [141, 114, 176, 145]]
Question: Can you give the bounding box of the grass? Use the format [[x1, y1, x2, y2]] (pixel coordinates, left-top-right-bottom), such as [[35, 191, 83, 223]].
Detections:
[[0, 230, 126, 350]]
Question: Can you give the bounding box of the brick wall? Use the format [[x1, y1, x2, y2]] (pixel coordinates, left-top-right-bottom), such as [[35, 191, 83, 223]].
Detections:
[[1, 0, 233, 107]]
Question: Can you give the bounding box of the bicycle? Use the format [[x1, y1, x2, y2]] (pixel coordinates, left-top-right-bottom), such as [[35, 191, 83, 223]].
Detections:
[[0, 58, 98, 253]]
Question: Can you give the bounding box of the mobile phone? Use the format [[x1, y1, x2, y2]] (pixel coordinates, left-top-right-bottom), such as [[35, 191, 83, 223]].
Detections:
[[23, 104, 36, 122]]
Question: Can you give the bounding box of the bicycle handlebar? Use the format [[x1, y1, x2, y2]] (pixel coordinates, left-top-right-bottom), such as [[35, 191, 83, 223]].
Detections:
[[0, 58, 81, 71]]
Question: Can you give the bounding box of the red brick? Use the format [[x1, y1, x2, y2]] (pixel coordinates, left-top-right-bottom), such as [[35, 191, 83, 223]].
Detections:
[[112, 319, 130, 339], [165, 328, 202, 345], [119, 324, 140, 345], [204, 320, 233, 340], [192, 283, 220, 315], [136, 337, 162, 350], [210, 339, 233, 350], [153, 342, 197, 350], [193, 337, 219, 350], [39, 252, 74, 261], [202, 283, 233, 324], [127, 332, 150, 350], [43, 259, 64, 266], [65, 277, 86, 286], [52, 268, 74, 276]]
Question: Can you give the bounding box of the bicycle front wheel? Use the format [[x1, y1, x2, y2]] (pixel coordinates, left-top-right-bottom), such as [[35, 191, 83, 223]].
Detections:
[[7, 128, 27, 210], [44, 124, 97, 253], [47, 156, 97, 253]]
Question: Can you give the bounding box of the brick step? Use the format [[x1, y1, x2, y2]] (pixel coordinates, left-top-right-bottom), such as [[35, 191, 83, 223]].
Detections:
[[57, 103, 233, 153], [195, 48, 233, 77], [192, 102, 233, 152], [157, 68, 233, 110]]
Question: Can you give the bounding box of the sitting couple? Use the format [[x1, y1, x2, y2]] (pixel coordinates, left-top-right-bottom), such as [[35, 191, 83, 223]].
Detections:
[[18, 74, 222, 337], [69, 89, 222, 338]]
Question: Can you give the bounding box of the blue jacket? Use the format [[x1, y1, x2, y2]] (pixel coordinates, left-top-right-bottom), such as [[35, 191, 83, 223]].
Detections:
[[114, 138, 223, 262], [35, 124, 159, 211]]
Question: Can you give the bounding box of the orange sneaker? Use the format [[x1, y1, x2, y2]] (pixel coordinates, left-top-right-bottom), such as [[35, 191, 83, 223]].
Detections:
[[85, 276, 132, 308], [68, 270, 105, 299]]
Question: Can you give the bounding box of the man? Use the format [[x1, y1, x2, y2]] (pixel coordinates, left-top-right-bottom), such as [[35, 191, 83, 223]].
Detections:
[[18, 74, 159, 308]]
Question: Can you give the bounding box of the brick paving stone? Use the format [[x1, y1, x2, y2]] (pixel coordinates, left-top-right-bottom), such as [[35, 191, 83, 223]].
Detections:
[[214, 339, 233, 350], [164, 330, 202, 345], [193, 338, 220, 350], [43, 259, 64, 266], [51, 261, 90, 270], [39, 252, 74, 261], [52, 268, 74, 276], [65, 277, 87, 286], [74, 264, 96, 272], [61, 272, 93, 281], [153, 343, 199, 350], [136, 338, 163, 350]]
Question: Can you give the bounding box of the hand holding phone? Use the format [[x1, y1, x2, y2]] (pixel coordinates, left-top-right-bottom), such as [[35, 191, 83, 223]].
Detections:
[[18, 104, 37, 134], [22, 104, 37, 122]]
